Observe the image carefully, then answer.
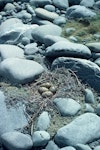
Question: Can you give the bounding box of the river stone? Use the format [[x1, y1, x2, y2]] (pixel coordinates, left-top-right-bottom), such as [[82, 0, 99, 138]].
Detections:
[[94, 58, 100, 67], [0, 18, 38, 44], [32, 131, 50, 147], [53, 98, 81, 116], [32, 16, 53, 25], [15, 10, 32, 21], [46, 141, 59, 150], [31, 24, 62, 43], [84, 89, 95, 104], [80, 0, 95, 7], [51, 57, 100, 93], [86, 43, 100, 53], [0, 0, 14, 10], [24, 43, 39, 55], [0, 44, 24, 61], [66, 5, 96, 19], [52, 0, 69, 10], [55, 113, 100, 147], [0, 58, 44, 84], [1, 131, 33, 150], [53, 16, 66, 26], [45, 41, 91, 59], [30, 0, 52, 7], [76, 144, 92, 150], [84, 103, 94, 113], [44, 35, 69, 47], [35, 8, 59, 22], [4, 3, 15, 11], [44, 4, 56, 12], [60, 146, 76, 150], [36, 111, 51, 131], [96, 103, 100, 116], [94, 1, 100, 9], [94, 146, 100, 150]]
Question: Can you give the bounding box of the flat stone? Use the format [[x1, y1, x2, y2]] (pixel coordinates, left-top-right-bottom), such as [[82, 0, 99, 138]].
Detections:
[[51, 57, 100, 93], [35, 8, 59, 22], [53, 98, 81, 116], [31, 24, 62, 43], [0, 58, 44, 84], [55, 113, 100, 147], [45, 41, 91, 59], [66, 5, 96, 19], [32, 131, 50, 147], [1, 131, 33, 150], [0, 44, 24, 61]]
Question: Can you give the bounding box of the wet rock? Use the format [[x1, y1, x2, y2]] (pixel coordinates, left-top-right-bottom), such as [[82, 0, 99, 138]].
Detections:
[[31, 24, 62, 43], [0, 58, 44, 84], [1, 131, 33, 150], [53, 98, 81, 116], [55, 113, 100, 147], [51, 57, 100, 93], [45, 41, 91, 59], [32, 131, 50, 147], [66, 5, 96, 19], [0, 44, 24, 61]]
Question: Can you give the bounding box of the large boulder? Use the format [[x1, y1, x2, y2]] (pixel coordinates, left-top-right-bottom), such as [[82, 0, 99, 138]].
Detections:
[[45, 41, 91, 59], [0, 44, 24, 61], [35, 8, 59, 21], [66, 5, 96, 19], [55, 113, 100, 147], [0, 18, 38, 44], [52, 0, 69, 10], [51, 57, 100, 92], [0, 58, 44, 84], [1, 131, 33, 150], [31, 24, 62, 43]]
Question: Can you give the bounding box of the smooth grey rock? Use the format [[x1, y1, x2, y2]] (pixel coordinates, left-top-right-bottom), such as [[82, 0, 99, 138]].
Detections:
[[55, 113, 100, 147], [4, 3, 15, 11], [94, 58, 100, 67], [32, 16, 53, 25], [15, 10, 32, 21], [60, 146, 76, 150], [1, 131, 33, 150], [31, 24, 62, 43], [36, 111, 51, 131], [96, 103, 100, 116], [0, 0, 14, 9], [94, 146, 100, 150], [84, 103, 94, 113], [32, 131, 50, 147], [35, 8, 59, 22], [44, 4, 56, 12], [44, 35, 69, 47], [66, 5, 96, 19], [0, 91, 13, 137], [30, 0, 52, 7], [46, 141, 59, 150], [51, 57, 100, 93], [24, 43, 38, 55], [86, 43, 100, 53], [0, 44, 24, 61], [0, 18, 38, 44], [69, 36, 78, 42], [52, 0, 69, 10], [80, 0, 95, 8], [53, 16, 66, 26], [53, 98, 81, 116], [26, 4, 35, 14], [45, 41, 91, 59], [84, 89, 95, 104], [0, 58, 44, 84], [21, 37, 30, 46], [92, 53, 100, 60], [76, 144, 92, 150]]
